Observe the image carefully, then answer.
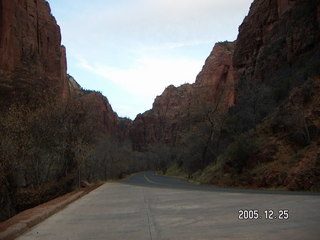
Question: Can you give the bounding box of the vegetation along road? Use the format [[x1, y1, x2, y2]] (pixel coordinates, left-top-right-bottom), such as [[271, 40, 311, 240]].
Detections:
[[17, 172, 320, 240]]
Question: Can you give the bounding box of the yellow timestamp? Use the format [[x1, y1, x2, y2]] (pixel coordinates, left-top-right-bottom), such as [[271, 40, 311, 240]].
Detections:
[[238, 209, 289, 220]]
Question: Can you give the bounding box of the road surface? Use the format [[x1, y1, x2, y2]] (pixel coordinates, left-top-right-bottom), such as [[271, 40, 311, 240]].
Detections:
[[17, 172, 320, 240]]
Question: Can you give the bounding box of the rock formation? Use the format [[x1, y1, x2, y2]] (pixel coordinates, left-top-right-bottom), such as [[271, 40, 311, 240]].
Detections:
[[130, 42, 236, 150], [0, 0, 120, 135], [202, 0, 320, 190], [0, 0, 68, 96], [79, 91, 119, 135], [0, 0, 128, 221], [130, 0, 320, 191], [234, 0, 320, 85], [1, 0, 319, 193], [248, 76, 320, 190]]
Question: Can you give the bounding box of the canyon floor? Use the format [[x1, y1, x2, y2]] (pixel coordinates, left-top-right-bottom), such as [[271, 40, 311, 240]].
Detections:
[[16, 172, 320, 240]]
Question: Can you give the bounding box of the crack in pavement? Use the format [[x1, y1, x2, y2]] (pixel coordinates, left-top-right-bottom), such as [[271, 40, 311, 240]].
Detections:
[[143, 190, 155, 240]]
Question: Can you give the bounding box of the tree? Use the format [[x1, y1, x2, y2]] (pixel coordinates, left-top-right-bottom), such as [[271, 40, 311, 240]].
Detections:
[[0, 89, 103, 220]]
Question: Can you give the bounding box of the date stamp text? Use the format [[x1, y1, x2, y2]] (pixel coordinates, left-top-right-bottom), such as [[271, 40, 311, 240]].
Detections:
[[238, 209, 289, 220]]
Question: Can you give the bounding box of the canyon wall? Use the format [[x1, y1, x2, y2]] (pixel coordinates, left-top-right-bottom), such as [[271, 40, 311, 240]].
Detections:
[[0, 0, 67, 96], [1, 0, 319, 193], [234, 0, 320, 85], [231, 0, 320, 190], [0, 0, 126, 221], [0, 0, 120, 135], [130, 0, 320, 153], [129, 0, 320, 190], [130, 42, 235, 150]]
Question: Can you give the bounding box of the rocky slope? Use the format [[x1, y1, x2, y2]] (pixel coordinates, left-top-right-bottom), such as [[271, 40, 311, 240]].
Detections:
[[191, 0, 320, 191], [130, 42, 236, 150], [227, 0, 320, 190], [250, 76, 320, 190]]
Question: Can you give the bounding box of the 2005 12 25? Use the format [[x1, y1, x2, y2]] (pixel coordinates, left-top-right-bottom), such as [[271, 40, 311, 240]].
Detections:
[[238, 209, 289, 220]]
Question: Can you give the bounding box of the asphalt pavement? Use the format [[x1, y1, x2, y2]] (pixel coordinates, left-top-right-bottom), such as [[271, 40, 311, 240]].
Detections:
[[17, 172, 320, 240], [123, 172, 320, 195]]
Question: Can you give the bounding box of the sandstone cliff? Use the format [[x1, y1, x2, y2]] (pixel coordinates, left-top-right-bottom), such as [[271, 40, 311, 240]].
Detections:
[[0, 0, 68, 98], [0, 0, 127, 221], [79, 90, 119, 135], [0, 0, 120, 135], [129, 0, 320, 191], [234, 0, 320, 86], [194, 0, 320, 190], [230, 0, 320, 189], [130, 42, 235, 150]]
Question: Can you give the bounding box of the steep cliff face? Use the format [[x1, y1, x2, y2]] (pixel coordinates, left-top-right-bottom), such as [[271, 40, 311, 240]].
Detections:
[[130, 42, 235, 150], [131, 84, 193, 150], [194, 42, 236, 109], [0, 0, 120, 135], [0, 0, 68, 97], [79, 91, 119, 135], [196, 0, 320, 190], [0, 0, 128, 221], [231, 0, 320, 189], [234, 0, 320, 85]]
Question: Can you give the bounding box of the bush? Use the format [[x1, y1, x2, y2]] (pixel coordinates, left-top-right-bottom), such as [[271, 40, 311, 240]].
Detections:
[[15, 175, 75, 212], [225, 134, 260, 173]]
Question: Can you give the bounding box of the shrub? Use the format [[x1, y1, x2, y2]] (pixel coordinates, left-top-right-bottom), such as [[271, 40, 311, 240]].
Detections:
[[225, 134, 260, 173]]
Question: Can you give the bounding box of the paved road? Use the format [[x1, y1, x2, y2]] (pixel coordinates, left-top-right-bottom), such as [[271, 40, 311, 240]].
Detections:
[[18, 172, 320, 240]]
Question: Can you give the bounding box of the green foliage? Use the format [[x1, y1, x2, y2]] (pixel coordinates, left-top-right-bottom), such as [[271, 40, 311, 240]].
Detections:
[[177, 123, 212, 178], [271, 74, 291, 102], [272, 103, 316, 147], [165, 164, 187, 178], [227, 82, 275, 135], [225, 134, 260, 173], [194, 157, 225, 184]]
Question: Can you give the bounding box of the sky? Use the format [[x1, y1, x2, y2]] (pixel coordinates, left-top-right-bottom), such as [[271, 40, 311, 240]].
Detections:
[[48, 0, 253, 119]]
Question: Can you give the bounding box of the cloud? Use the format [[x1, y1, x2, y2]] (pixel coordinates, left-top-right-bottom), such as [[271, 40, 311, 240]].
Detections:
[[58, 0, 253, 50], [49, 0, 254, 118], [78, 55, 203, 98]]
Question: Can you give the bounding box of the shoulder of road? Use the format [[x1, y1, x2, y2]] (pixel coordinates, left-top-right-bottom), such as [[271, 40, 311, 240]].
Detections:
[[0, 184, 102, 240], [1, 172, 319, 240]]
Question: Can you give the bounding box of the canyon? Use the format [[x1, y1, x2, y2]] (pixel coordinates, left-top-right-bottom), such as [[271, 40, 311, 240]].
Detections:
[[130, 42, 235, 150], [0, 0, 319, 221], [130, 0, 320, 190]]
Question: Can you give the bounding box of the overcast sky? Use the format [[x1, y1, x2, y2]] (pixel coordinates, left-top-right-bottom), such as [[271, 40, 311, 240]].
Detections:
[[48, 0, 253, 119]]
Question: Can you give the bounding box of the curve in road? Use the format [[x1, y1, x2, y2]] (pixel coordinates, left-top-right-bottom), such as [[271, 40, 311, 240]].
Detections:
[[16, 172, 320, 240], [122, 172, 320, 196]]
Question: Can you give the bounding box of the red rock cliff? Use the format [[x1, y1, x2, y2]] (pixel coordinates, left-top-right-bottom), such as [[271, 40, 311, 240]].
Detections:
[[0, 0, 68, 96], [224, 0, 320, 190], [78, 91, 119, 135], [130, 42, 236, 150], [0, 0, 121, 136], [234, 0, 320, 84]]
